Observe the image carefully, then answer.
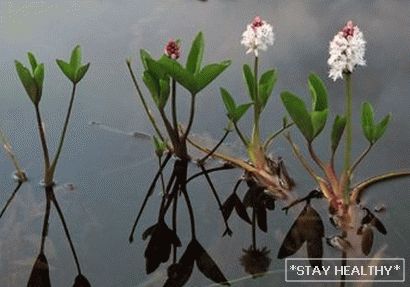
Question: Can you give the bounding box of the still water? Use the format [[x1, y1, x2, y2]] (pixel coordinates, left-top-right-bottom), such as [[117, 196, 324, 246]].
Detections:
[[0, 1, 409, 286]]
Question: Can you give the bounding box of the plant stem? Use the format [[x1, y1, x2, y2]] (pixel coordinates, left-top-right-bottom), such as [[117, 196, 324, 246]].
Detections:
[[343, 72, 352, 173], [343, 72, 353, 201], [199, 165, 232, 236], [284, 133, 318, 182], [251, 205, 257, 250], [350, 170, 410, 203], [35, 105, 50, 172], [182, 94, 196, 141], [0, 181, 23, 218], [234, 122, 249, 146], [50, 188, 82, 275], [252, 56, 260, 146], [48, 84, 77, 183], [171, 79, 178, 132], [198, 129, 230, 164], [126, 61, 165, 142], [186, 165, 234, 184], [348, 143, 373, 175], [182, 185, 196, 240], [263, 122, 294, 150], [172, 190, 178, 264], [158, 156, 166, 195], [340, 235, 347, 287], [159, 109, 179, 148], [308, 142, 326, 171], [0, 129, 27, 181], [40, 191, 51, 253], [129, 153, 172, 242]]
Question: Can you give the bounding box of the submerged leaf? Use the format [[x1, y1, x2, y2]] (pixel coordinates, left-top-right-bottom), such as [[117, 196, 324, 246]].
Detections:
[[361, 225, 374, 256], [221, 193, 236, 221], [361, 207, 387, 235], [73, 274, 91, 287], [306, 240, 322, 268], [193, 240, 230, 285], [278, 204, 324, 262], [164, 242, 196, 287], [144, 221, 181, 274], [256, 204, 267, 232], [27, 252, 51, 287], [142, 224, 157, 240], [233, 195, 252, 224]]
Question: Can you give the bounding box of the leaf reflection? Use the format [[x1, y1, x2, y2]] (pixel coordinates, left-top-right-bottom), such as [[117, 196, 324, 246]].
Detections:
[[277, 203, 324, 267]]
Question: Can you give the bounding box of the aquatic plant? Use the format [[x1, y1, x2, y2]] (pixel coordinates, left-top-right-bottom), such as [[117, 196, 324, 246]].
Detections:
[[0, 127, 27, 182], [280, 20, 410, 259], [14, 46, 91, 286], [14, 45, 90, 187], [126, 32, 232, 286], [191, 16, 294, 199]]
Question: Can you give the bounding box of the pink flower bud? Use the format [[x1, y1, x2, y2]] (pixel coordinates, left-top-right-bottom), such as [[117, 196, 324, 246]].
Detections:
[[164, 39, 180, 60]]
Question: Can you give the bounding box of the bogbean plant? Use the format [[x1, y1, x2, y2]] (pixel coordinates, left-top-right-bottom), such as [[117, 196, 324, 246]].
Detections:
[[129, 18, 410, 284], [126, 32, 233, 285], [280, 21, 410, 256], [14, 46, 90, 187], [13, 46, 91, 286]]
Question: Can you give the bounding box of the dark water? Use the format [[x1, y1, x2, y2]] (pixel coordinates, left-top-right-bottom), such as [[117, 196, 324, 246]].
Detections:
[[0, 1, 409, 286]]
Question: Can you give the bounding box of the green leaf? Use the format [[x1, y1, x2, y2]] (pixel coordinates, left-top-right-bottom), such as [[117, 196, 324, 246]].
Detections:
[[308, 73, 328, 111], [233, 103, 252, 122], [75, 63, 90, 83], [153, 135, 166, 157], [361, 102, 375, 143], [146, 56, 168, 79], [143, 71, 160, 106], [195, 61, 231, 92], [281, 92, 314, 141], [186, 32, 204, 75], [15, 60, 39, 105], [311, 109, 328, 138], [159, 78, 170, 108], [330, 115, 347, 153], [373, 114, 391, 142], [243, 64, 255, 100], [259, 69, 277, 109], [27, 52, 38, 73], [220, 88, 236, 114], [69, 45, 82, 72], [158, 56, 197, 94], [56, 59, 74, 82], [140, 49, 152, 70], [33, 63, 44, 89]]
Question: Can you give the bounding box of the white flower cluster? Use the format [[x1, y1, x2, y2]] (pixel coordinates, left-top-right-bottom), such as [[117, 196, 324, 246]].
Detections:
[[241, 16, 274, 57], [328, 21, 366, 81]]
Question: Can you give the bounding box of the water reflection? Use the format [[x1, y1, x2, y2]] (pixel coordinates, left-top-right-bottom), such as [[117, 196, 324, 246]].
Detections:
[[136, 159, 230, 286], [0, 183, 90, 286]]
